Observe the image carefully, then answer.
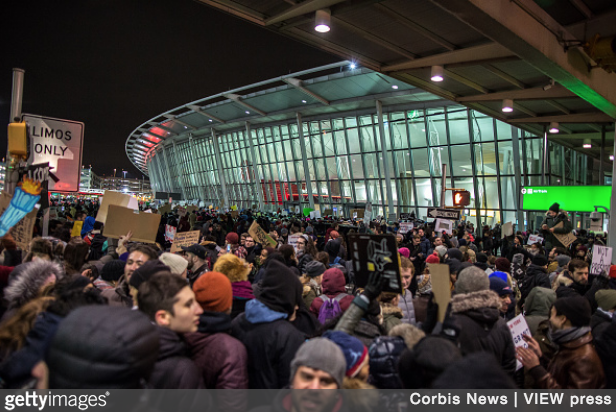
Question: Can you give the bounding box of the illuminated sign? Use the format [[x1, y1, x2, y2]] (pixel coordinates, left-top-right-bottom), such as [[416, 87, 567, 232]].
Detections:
[[521, 186, 611, 212]]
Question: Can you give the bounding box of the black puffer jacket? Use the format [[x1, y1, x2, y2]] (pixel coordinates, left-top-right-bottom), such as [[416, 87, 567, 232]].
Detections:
[[149, 326, 204, 389], [368, 336, 406, 389], [446, 290, 517, 377], [518, 264, 551, 308]]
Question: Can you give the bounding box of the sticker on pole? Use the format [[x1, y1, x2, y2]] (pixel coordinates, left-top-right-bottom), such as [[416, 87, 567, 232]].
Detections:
[[23, 114, 84, 192]]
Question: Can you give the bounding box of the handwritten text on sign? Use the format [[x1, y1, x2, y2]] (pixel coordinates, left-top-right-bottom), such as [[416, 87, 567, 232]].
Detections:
[[507, 314, 531, 371], [591, 245, 612, 276]]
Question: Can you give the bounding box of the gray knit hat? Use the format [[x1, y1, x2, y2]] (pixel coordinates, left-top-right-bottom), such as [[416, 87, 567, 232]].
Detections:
[[290, 338, 346, 388], [305, 261, 326, 278], [435, 245, 448, 258], [455, 266, 489, 294]]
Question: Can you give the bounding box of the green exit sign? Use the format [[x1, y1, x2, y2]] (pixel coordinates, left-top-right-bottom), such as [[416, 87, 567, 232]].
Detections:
[[521, 186, 611, 213]]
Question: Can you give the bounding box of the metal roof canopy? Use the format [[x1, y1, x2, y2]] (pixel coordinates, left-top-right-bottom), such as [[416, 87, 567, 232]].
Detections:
[[126, 61, 451, 174], [194, 0, 616, 168]]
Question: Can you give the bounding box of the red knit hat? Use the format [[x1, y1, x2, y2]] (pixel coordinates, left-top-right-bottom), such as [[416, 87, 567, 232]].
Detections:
[[192, 271, 233, 313], [609, 265, 616, 279], [225, 232, 239, 245], [426, 252, 441, 264]]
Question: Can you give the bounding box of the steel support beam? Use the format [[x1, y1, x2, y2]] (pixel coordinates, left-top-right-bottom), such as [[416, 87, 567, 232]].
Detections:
[[264, 0, 346, 25], [456, 85, 576, 102], [509, 113, 614, 124], [296, 113, 315, 209], [245, 122, 264, 211], [376, 100, 395, 217], [283, 78, 330, 105], [163, 114, 197, 130], [211, 129, 230, 210], [225, 93, 267, 116], [187, 105, 226, 124]]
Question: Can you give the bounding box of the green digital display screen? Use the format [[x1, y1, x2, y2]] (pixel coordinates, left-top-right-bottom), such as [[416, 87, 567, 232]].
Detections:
[[521, 186, 611, 212]]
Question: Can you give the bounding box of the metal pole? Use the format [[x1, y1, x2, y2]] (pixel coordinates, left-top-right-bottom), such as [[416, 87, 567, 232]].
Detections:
[[211, 129, 230, 211], [296, 113, 314, 209], [376, 100, 395, 218], [608, 126, 616, 253], [440, 163, 447, 208], [6, 69, 26, 196], [541, 129, 548, 185], [600, 125, 606, 184], [245, 122, 264, 211], [511, 126, 526, 231]]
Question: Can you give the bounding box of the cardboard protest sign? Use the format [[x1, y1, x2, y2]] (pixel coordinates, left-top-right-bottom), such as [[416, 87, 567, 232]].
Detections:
[[398, 222, 414, 234], [591, 245, 612, 276], [322, 209, 333, 217], [103, 205, 161, 243], [427, 263, 451, 323], [527, 235, 544, 245], [176, 206, 187, 217], [553, 222, 577, 248], [348, 234, 402, 294], [309, 210, 321, 219], [501, 222, 513, 239], [434, 218, 453, 235], [165, 225, 177, 242], [170, 230, 200, 253], [96, 191, 139, 224], [248, 221, 277, 247], [71, 221, 83, 238], [507, 314, 532, 370], [187, 205, 198, 214], [159, 203, 172, 215], [231, 211, 239, 219], [351, 209, 365, 218]]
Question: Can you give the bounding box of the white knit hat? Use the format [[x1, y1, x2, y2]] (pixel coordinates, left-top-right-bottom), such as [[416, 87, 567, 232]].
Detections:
[[159, 252, 188, 276]]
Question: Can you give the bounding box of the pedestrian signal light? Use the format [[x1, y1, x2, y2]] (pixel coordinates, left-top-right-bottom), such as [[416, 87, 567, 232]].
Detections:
[[453, 190, 471, 207], [8, 121, 28, 157]]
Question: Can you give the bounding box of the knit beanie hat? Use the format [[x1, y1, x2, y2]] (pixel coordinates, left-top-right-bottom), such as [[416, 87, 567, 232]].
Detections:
[[290, 338, 346, 388], [435, 245, 448, 258], [305, 260, 326, 278], [259, 260, 303, 316], [609, 265, 616, 279], [476, 253, 488, 264], [458, 239, 467, 247], [159, 252, 188, 276], [193, 271, 233, 312], [447, 258, 462, 275], [446, 248, 463, 262], [549, 203, 560, 213], [398, 336, 461, 389], [398, 247, 410, 259], [225, 232, 239, 245], [432, 352, 516, 389], [595, 290, 616, 311], [553, 296, 592, 327], [531, 254, 548, 267], [494, 258, 510, 273], [323, 331, 368, 378], [129, 260, 170, 290], [455, 266, 489, 294], [489, 277, 513, 296], [555, 255, 571, 268], [101, 260, 126, 282], [426, 252, 440, 264], [489, 271, 508, 284]]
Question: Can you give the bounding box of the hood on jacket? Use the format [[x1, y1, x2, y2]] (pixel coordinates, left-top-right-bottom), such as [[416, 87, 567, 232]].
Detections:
[[525, 264, 547, 277], [524, 287, 556, 317], [451, 289, 501, 314], [197, 311, 232, 334], [258, 260, 303, 316], [245, 299, 287, 324], [388, 323, 425, 349], [81, 216, 96, 237], [4, 261, 64, 309], [322, 268, 346, 295]]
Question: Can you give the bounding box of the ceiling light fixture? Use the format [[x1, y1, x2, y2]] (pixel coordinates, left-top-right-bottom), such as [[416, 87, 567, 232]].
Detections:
[[502, 99, 513, 113], [549, 122, 559, 134], [430, 65, 444, 82], [583, 138, 592, 149], [610, 155, 614, 161], [392, 85, 398, 90], [314, 9, 331, 33]]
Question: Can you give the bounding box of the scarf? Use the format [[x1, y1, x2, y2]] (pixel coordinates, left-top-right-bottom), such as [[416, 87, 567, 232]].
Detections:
[[231, 280, 255, 300], [548, 325, 591, 345]]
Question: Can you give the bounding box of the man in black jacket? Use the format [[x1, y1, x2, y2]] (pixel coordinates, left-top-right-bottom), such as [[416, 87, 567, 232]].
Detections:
[[518, 254, 551, 309]]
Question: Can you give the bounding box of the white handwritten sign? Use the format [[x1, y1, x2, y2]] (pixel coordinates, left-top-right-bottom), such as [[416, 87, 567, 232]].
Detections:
[[528, 235, 544, 245], [507, 314, 531, 371], [435, 218, 453, 235], [591, 245, 612, 276], [398, 222, 414, 234]]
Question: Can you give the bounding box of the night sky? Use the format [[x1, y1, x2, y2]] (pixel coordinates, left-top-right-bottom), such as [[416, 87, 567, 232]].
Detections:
[[0, 0, 338, 178]]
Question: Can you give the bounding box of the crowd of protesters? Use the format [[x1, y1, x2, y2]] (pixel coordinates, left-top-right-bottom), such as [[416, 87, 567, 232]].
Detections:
[[0, 196, 613, 399]]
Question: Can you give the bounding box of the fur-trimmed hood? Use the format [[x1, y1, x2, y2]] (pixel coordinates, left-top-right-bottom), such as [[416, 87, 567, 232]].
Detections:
[[4, 260, 64, 309], [451, 289, 501, 313], [553, 271, 573, 290], [388, 323, 425, 349], [381, 303, 403, 318], [212, 253, 250, 283]]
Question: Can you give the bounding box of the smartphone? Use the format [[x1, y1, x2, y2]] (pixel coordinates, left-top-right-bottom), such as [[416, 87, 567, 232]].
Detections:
[[226, 244, 231, 253]]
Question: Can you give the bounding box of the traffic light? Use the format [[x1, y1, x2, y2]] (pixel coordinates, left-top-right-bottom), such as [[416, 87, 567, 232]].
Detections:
[[453, 190, 471, 207]]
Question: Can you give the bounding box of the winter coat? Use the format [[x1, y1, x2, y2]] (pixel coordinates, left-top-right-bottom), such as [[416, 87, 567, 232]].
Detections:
[[541, 212, 573, 250], [309, 269, 354, 317], [251, 389, 349, 412], [297, 253, 313, 275], [187, 264, 208, 288], [184, 311, 248, 394], [302, 280, 320, 309], [368, 336, 406, 389], [148, 326, 204, 389], [398, 289, 416, 325], [3, 261, 65, 313], [381, 304, 403, 334], [528, 333, 605, 389], [446, 290, 517, 377], [100, 278, 133, 308], [518, 264, 551, 308], [553, 271, 591, 297], [230, 299, 305, 389], [595, 324, 616, 389], [590, 310, 612, 341], [523, 287, 556, 338]]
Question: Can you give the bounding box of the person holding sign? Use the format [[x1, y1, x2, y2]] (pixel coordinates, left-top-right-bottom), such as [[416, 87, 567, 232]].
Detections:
[[541, 203, 573, 252]]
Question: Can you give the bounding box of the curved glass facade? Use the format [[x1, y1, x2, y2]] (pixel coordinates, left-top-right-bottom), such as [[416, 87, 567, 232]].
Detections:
[[146, 103, 595, 228]]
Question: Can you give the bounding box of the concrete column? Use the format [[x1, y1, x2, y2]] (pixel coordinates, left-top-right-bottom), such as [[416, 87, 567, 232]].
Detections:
[[296, 113, 314, 209], [376, 100, 395, 218], [608, 126, 616, 254], [211, 129, 230, 210]]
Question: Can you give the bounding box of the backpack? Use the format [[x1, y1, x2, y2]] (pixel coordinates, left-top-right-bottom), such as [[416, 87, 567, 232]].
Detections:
[[317, 293, 346, 324]]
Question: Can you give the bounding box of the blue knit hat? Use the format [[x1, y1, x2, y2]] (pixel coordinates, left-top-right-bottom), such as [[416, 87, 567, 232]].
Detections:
[[489, 271, 508, 283], [323, 330, 368, 377]]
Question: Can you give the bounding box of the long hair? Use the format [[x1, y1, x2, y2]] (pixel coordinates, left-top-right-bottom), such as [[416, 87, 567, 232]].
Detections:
[[0, 297, 54, 359], [23, 238, 54, 262], [63, 238, 90, 276]]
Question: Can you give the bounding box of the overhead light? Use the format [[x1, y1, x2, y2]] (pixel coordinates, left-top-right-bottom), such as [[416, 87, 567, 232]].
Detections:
[[583, 138, 592, 149], [245, 111, 250, 114], [314, 9, 331, 33], [209, 119, 213, 122], [430, 65, 444, 82], [610, 155, 614, 161], [502, 99, 513, 113], [350, 62, 357, 70], [302, 100, 307, 103], [392, 85, 398, 90], [549, 122, 559, 134]]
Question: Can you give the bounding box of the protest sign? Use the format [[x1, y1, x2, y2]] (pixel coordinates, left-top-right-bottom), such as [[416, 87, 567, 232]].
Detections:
[[165, 225, 177, 242], [248, 221, 277, 247], [176, 206, 187, 217], [527, 235, 544, 245], [0, 192, 38, 251], [159, 203, 172, 215], [363, 211, 372, 223], [351, 209, 365, 218], [309, 210, 321, 219], [187, 205, 198, 214], [501, 222, 513, 239], [103, 205, 161, 243], [96, 191, 139, 224], [398, 222, 414, 234], [348, 234, 402, 294], [322, 209, 333, 217], [170, 230, 200, 253], [71, 221, 83, 238], [507, 314, 532, 371], [553, 222, 577, 248], [434, 218, 453, 235], [427, 263, 451, 323], [288, 233, 302, 253], [591, 245, 612, 276], [231, 211, 239, 219]]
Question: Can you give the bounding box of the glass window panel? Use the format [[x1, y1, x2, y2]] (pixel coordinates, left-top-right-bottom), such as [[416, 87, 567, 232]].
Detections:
[[355, 181, 367, 202], [304, 136, 313, 158], [398, 178, 414, 205], [472, 113, 495, 142], [500, 176, 517, 209], [323, 131, 335, 157], [429, 147, 449, 177], [347, 128, 361, 153], [326, 157, 337, 180], [367, 180, 381, 204], [360, 126, 376, 152], [390, 120, 409, 149], [498, 141, 515, 175], [426, 109, 447, 146], [282, 140, 292, 158], [448, 109, 470, 144], [525, 139, 543, 174], [477, 177, 500, 210], [364, 153, 379, 178], [359, 115, 374, 126], [395, 151, 412, 178], [333, 119, 345, 130], [337, 156, 351, 180], [415, 179, 434, 207], [411, 148, 430, 178], [474, 143, 498, 175], [273, 142, 283, 163], [291, 138, 303, 160], [313, 158, 325, 180], [496, 120, 513, 140], [334, 130, 347, 155], [311, 134, 323, 158], [409, 121, 427, 148], [345, 117, 358, 128], [340, 180, 353, 200], [286, 162, 296, 181], [351, 155, 364, 179]]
